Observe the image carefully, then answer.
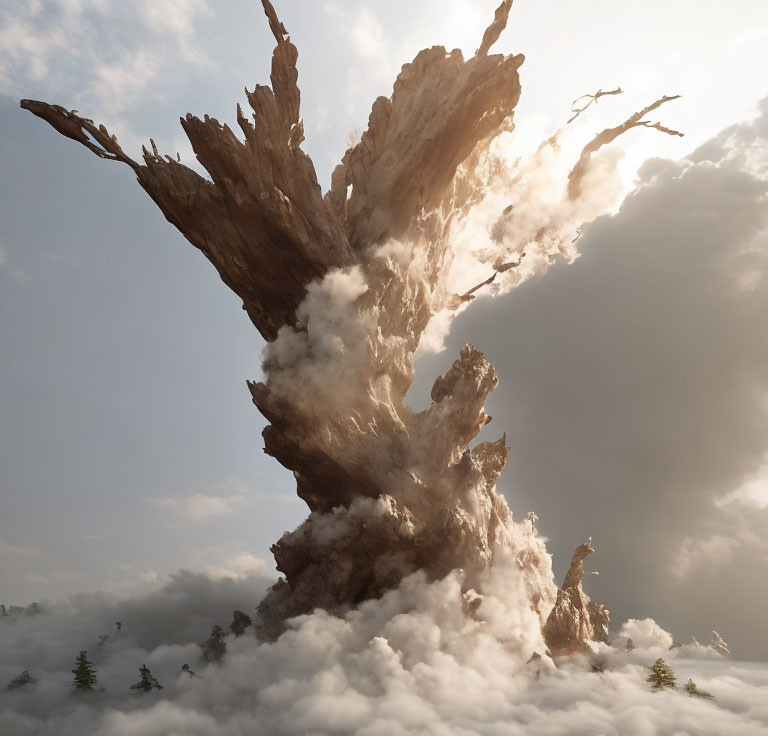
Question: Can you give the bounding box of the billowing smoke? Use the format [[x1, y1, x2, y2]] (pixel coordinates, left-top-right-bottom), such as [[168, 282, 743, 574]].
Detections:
[[264, 265, 375, 405], [2, 569, 767, 735]]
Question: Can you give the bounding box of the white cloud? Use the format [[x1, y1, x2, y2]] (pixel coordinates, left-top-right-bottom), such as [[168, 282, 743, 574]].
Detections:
[[325, 5, 388, 59], [736, 267, 764, 292], [203, 553, 270, 580], [672, 534, 741, 578], [23, 571, 82, 584], [0, 539, 40, 557], [718, 453, 768, 510], [108, 569, 167, 593], [0, 8, 68, 87], [148, 493, 244, 522], [667, 450, 768, 585], [617, 617, 674, 650], [0, 0, 214, 122], [347, 8, 387, 58], [83, 50, 160, 116], [0, 566, 766, 735], [141, 0, 213, 66]]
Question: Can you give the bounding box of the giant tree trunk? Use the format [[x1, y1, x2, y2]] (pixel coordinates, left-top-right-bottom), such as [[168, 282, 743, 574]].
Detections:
[[22, 0, 679, 640]]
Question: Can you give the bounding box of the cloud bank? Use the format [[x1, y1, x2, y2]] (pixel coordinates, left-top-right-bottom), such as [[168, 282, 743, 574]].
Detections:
[[2, 565, 768, 735]]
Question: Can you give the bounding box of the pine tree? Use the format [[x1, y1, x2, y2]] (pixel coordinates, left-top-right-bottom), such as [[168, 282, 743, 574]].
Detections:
[[647, 658, 676, 690], [72, 650, 98, 691], [625, 638, 635, 652], [201, 624, 227, 663], [684, 678, 713, 698], [230, 610, 253, 637], [129, 664, 163, 692], [6, 670, 37, 691]]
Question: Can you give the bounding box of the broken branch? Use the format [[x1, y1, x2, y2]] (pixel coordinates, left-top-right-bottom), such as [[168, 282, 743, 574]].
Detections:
[[568, 94, 683, 199], [567, 87, 623, 124]]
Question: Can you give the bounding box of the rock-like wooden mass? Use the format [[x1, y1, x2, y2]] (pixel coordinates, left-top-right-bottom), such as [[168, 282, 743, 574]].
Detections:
[[543, 541, 610, 656], [22, 0, 676, 641]]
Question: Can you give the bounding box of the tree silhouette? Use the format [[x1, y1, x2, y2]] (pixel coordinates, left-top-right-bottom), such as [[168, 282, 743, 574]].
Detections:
[[230, 610, 253, 638], [130, 664, 163, 692], [72, 651, 98, 691], [647, 658, 676, 690], [181, 663, 201, 678], [625, 638, 635, 652], [590, 659, 606, 673], [6, 670, 37, 691], [201, 624, 227, 663]]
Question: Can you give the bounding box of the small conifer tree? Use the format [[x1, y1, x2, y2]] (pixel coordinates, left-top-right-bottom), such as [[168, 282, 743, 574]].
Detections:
[[625, 638, 635, 652], [230, 610, 253, 638], [647, 658, 676, 690], [130, 664, 163, 692], [201, 624, 227, 663], [72, 651, 98, 691], [6, 670, 37, 691]]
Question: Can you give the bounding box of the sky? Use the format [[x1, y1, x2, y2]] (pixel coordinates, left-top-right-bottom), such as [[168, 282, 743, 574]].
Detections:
[[2, 0, 768, 665]]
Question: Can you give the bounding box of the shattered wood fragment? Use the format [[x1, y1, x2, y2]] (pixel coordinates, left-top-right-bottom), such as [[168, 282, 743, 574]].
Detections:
[[477, 0, 514, 57], [459, 272, 497, 303]]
